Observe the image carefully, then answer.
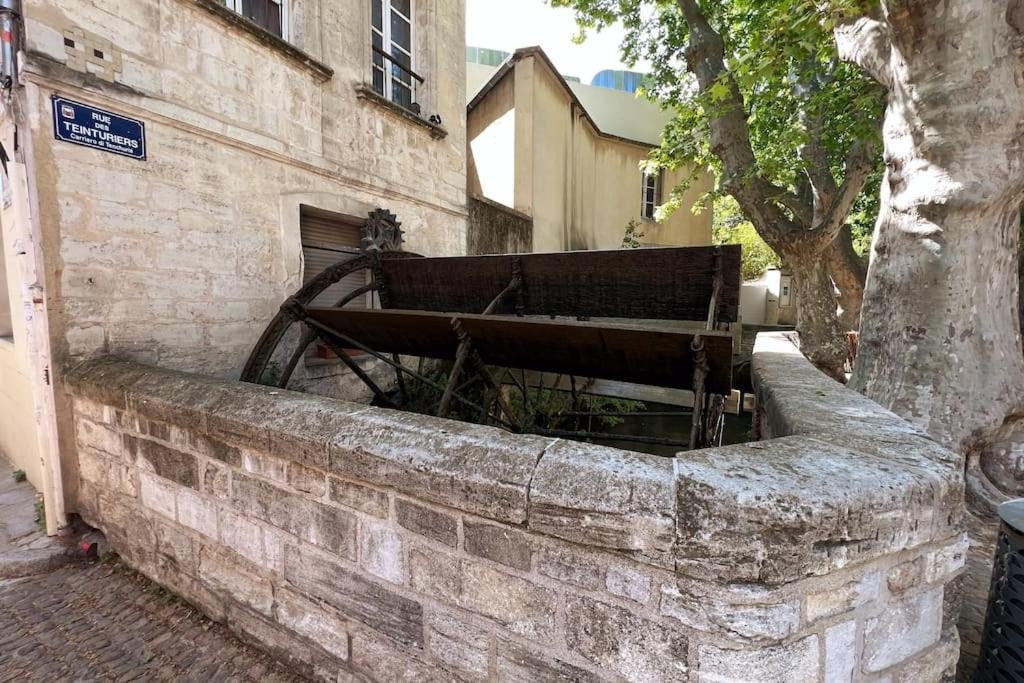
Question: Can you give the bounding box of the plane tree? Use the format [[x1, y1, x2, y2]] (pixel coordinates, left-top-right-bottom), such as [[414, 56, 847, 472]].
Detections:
[[553, 0, 884, 378], [836, 0, 1024, 666]]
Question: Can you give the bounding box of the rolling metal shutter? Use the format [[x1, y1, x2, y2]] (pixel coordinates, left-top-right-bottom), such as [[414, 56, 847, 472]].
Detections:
[[300, 209, 369, 309]]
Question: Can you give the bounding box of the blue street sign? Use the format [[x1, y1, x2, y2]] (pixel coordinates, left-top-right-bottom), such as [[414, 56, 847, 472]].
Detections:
[[51, 96, 146, 160]]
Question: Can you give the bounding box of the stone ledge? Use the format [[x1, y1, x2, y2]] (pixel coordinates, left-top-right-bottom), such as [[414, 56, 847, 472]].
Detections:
[[188, 0, 334, 82], [64, 331, 962, 583], [354, 85, 449, 139]]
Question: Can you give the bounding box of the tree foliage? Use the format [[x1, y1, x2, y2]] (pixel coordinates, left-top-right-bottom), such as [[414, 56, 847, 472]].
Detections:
[[712, 196, 779, 279], [554, 0, 884, 219], [553, 0, 885, 376], [621, 218, 646, 248]]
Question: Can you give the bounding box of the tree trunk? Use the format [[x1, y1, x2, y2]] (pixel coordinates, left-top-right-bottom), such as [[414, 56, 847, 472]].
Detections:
[[826, 225, 865, 332], [840, 2, 1024, 672], [848, 11, 1024, 452], [790, 255, 848, 381], [674, 0, 876, 378]]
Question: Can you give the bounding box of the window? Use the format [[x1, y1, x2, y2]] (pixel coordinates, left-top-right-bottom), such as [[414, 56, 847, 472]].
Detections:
[[466, 46, 510, 67], [371, 0, 418, 111], [300, 208, 369, 360], [224, 0, 287, 39], [641, 171, 662, 220], [300, 209, 368, 309]]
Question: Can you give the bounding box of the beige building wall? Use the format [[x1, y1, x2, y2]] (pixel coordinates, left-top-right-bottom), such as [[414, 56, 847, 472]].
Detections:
[[467, 71, 515, 208], [0, 215, 42, 490], [0, 0, 469, 524], [468, 50, 712, 253]]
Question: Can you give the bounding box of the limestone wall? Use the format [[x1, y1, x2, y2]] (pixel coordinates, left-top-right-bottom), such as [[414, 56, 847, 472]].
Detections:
[[65, 332, 965, 681], [18, 0, 468, 378]]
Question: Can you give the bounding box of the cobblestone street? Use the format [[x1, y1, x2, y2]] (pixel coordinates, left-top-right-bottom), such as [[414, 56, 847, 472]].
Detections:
[[0, 559, 304, 682]]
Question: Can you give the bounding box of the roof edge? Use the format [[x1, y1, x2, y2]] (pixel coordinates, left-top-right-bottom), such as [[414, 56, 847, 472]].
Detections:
[[467, 46, 662, 150]]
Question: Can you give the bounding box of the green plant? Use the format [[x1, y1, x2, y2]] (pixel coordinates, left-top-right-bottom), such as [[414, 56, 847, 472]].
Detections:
[[509, 377, 646, 431], [712, 196, 780, 280], [621, 219, 646, 249], [143, 578, 188, 607], [12, 469, 26, 483], [34, 499, 45, 531]]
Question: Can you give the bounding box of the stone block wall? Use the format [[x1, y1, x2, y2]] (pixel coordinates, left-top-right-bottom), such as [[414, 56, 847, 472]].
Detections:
[[65, 333, 965, 681], [19, 0, 468, 377], [467, 195, 533, 255]]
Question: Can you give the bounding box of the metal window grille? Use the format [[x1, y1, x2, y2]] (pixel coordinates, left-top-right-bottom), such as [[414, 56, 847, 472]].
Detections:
[[371, 0, 421, 111], [224, 0, 287, 39]]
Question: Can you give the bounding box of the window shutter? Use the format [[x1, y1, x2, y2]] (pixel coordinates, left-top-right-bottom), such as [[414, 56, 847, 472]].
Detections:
[[300, 210, 368, 309]]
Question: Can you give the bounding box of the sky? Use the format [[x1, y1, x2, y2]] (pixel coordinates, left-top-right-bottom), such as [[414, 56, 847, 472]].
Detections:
[[465, 0, 650, 84]]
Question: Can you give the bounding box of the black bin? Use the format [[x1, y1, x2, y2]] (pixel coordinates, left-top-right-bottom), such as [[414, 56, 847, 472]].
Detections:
[[976, 498, 1024, 681]]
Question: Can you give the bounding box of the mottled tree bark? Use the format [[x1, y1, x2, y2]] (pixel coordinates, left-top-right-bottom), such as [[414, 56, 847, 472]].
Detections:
[[826, 226, 866, 331], [838, 2, 1024, 672], [676, 0, 874, 378], [789, 255, 850, 379]]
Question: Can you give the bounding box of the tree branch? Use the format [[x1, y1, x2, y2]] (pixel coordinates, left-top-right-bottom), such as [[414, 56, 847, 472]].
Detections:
[[835, 16, 892, 87], [774, 184, 814, 226], [676, 0, 801, 247], [807, 137, 876, 250], [792, 66, 839, 221]]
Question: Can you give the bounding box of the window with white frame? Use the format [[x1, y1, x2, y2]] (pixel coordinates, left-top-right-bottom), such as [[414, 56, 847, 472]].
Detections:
[[224, 0, 287, 39], [371, 0, 418, 111], [641, 171, 663, 220]]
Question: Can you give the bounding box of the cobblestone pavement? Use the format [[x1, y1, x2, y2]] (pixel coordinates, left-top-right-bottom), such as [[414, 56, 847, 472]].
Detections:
[[0, 559, 306, 682]]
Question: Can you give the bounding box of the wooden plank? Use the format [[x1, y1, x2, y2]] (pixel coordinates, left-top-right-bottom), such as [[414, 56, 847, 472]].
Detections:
[[378, 245, 741, 323], [305, 308, 734, 393]]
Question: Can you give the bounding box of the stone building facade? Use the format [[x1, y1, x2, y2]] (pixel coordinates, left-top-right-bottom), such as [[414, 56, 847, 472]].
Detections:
[[0, 0, 468, 531]]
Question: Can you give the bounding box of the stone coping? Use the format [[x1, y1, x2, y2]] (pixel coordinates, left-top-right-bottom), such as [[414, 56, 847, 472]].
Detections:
[[64, 332, 962, 585], [354, 85, 450, 139], [189, 0, 334, 82]]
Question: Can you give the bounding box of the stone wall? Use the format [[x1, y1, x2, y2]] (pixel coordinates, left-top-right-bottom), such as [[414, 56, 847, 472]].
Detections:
[[65, 332, 965, 681], [6, 0, 469, 516], [467, 195, 532, 255], [19, 0, 468, 377]]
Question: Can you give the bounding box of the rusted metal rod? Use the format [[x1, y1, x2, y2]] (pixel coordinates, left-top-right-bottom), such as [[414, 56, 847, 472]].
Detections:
[[278, 324, 318, 387], [302, 316, 517, 431], [317, 334, 396, 408], [532, 428, 690, 448], [437, 323, 474, 417], [482, 270, 523, 316], [560, 410, 693, 418], [688, 335, 709, 451]]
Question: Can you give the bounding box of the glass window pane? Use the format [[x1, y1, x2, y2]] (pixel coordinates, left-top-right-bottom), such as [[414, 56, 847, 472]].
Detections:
[[372, 0, 383, 30], [390, 12, 411, 50], [372, 66, 385, 95], [390, 45, 411, 70], [392, 81, 412, 108], [240, 0, 281, 36], [392, 0, 411, 18]]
